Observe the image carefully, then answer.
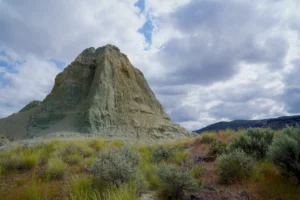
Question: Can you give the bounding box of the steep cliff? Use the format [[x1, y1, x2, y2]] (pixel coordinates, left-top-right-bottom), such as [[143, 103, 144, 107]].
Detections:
[[0, 45, 191, 141]]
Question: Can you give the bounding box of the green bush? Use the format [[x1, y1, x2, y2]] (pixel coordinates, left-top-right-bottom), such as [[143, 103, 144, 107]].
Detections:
[[139, 162, 162, 189], [46, 157, 68, 179], [218, 149, 254, 183], [210, 140, 228, 156], [64, 154, 82, 165], [0, 148, 41, 172], [89, 138, 105, 150], [59, 142, 94, 158], [132, 172, 149, 196], [91, 146, 139, 188], [152, 146, 175, 163], [157, 163, 199, 199], [191, 165, 202, 179], [230, 128, 274, 159], [196, 134, 216, 144], [172, 151, 190, 164], [269, 126, 300, 182]]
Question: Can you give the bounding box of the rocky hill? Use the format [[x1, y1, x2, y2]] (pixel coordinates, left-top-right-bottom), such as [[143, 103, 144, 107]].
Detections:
[[0, 44, 191, 141], [194, 115, 300, 133]]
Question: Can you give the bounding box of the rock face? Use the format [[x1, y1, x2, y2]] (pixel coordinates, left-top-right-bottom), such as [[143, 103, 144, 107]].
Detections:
[[0, 45, 191, 141]]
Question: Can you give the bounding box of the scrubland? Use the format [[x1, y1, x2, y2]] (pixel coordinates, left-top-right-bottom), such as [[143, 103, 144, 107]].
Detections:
[[0, 127, 299, 200]]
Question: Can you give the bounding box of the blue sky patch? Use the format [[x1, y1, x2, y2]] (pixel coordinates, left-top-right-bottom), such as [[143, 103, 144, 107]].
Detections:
[[0, 51, 21, 73], [135, 0, 153, 45], [138, 18, 154, 45], [0, 61, 8, 68], [135, 0, 145, 13]]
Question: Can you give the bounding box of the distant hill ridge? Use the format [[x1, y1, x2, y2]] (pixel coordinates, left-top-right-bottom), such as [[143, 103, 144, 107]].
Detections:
[[194, 115, 300, 134]]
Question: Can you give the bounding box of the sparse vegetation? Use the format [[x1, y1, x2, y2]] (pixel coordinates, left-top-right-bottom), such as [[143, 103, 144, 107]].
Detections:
[[0, 130, 299, 199]]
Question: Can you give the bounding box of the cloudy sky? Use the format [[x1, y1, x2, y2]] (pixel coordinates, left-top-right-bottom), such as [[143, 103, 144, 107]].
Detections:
[[0, 0, 300, 130]]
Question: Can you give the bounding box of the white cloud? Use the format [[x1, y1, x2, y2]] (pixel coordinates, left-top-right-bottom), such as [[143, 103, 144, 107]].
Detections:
[[1, 0, 300, 131], [0, 0, 147, 62], [0, 51, 60, 117], [0, 0, 149, 117]]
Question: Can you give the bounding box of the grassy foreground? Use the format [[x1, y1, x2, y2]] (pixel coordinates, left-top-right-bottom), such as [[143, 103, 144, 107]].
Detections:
[[0, 128, 299, 200]]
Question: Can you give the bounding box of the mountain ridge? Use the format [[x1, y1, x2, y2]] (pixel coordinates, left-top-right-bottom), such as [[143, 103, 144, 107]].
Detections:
[[194, 115, 300, 133]]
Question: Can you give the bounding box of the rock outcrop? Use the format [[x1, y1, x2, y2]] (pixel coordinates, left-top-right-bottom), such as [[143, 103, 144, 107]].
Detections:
[[0, 45, 191, 141], [0, 135, 9, 146]]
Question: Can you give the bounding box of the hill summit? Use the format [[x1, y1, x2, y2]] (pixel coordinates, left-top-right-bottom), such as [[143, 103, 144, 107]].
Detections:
[[0, 44, 191, 141]]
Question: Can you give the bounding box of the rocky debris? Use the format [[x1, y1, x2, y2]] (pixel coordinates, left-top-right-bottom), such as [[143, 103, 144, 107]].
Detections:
[[140, 192, 156, 200], [0, 135, 9, 146], [196, 156, 217, 163], [189, 194, 202, 200], [239, 191, 250, 200], [0, 44, 192, 141]]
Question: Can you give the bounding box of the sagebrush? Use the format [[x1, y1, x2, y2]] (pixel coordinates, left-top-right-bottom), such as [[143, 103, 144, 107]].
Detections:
[[91, 146, 139, 187], [218, 149, 254, 183]]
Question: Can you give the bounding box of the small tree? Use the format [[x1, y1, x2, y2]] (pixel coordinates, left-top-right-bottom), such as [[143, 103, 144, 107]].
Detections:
[[218, 149, 254, 183], [230, 128, 274, 159], [90, 146, 139, 187], [157, 163, 199, 199], [269, 126, 300, 182]]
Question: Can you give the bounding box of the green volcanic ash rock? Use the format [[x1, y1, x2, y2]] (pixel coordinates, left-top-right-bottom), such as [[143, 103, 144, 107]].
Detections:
[[0, 45, 191, 141]]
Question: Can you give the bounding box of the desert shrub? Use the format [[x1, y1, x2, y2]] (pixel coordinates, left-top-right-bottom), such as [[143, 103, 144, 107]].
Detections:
[[132, 172, 149, 196], [196, 134, 216, 144], [108, 140, 124, 148], [70, 176, 134, 200], [53, 142, 94, 165], [152, 146, 175, 163], [210, 140, 228, 156], [64, 154, 82, 165], [60, 142, 94, 158], [136, 146, 153, 163], [268, 126, 300, 182], [218, 149, 254, 183], [46, 157, 68, 179], [89, 138, 105, 150], [0, 148, 41, 171], [36, 141, 57, 164], [91, 146, 139, 187], [230, 128, 274, 159], [69, 175, 96, 200], [172, 151, 190, 164], [79, 157, 95, 169], [191, 165, 202, 179], [157, 163, 200, 199], [101, 181, 138, 200], [139, 162, 162, 189]]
